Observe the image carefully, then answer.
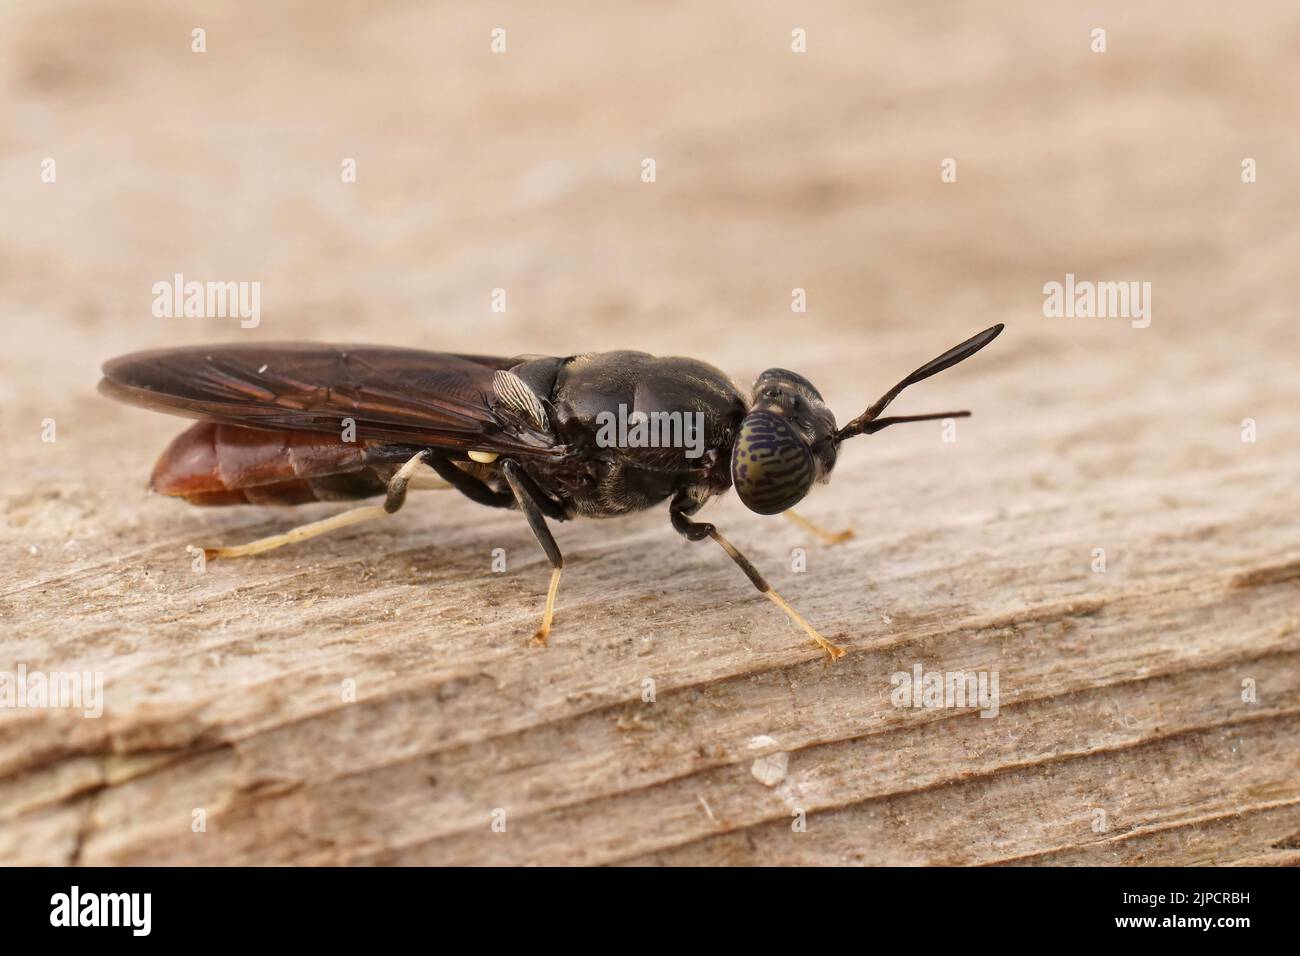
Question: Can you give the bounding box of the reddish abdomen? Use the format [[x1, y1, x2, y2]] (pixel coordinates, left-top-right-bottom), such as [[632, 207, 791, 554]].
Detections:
[[150, 422, 388, 506]]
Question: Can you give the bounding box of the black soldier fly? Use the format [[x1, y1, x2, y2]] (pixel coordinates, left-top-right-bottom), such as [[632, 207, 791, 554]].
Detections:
[[99, 323, 1004, 660]]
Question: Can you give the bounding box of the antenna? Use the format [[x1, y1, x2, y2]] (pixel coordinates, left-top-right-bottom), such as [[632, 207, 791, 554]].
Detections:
[[835, 324, 1004, 442]]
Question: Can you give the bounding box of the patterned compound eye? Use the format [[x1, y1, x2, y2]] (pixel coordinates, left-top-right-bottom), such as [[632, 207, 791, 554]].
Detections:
[[731, 410, 815, 515]]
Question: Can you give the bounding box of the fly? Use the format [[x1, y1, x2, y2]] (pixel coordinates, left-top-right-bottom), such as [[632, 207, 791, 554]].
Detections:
[[99, 325, 1005, 660]]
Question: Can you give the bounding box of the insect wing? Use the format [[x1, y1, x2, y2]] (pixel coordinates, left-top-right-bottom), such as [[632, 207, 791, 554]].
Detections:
[[99, 343, 563, 456]]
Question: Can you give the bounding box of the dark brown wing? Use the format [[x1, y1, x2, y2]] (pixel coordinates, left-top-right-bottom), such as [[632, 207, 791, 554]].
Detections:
[[99, 343, 564, 457]]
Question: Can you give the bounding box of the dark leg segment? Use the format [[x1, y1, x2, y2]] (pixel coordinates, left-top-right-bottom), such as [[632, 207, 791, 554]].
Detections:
[[502, 460, 564, 646], [494, 458, 572, 521], [423, 451, 516, 509]]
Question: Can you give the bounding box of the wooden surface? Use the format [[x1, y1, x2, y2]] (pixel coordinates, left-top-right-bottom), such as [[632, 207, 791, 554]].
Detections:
[[2, 1, 1298, 865]]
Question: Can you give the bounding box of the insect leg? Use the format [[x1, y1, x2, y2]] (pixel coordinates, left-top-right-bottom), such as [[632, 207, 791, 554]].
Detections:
[[197, 451, 435, 560], [783, 509, 854, 545], [501, 460, 564, 647], [423, 451, 516, 509], [670, 496, 845, 660], [483, 454, 571, 522]]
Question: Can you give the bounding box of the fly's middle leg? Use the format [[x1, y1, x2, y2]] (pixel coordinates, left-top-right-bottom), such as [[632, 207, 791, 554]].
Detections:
[[501, 460, 565, 647]]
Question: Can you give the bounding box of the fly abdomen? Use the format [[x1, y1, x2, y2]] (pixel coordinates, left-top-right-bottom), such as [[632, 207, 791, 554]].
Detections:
[[149, 421, 389, 506]]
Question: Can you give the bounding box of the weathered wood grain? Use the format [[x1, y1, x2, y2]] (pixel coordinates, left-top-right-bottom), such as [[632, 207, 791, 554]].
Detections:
[[1, 1, 1297, 865]]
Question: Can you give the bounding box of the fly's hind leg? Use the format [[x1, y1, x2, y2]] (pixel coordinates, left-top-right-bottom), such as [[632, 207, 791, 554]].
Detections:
[[195, 451, 437, 561], [670, 493, 846, 661], [501, 460, 564, 647]]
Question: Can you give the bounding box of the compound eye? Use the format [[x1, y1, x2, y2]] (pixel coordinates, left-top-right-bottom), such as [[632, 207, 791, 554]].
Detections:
[[731, 410, 815, 515]]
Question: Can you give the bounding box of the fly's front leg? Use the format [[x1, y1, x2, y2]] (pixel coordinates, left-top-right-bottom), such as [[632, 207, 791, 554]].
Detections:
[[196, 450, 433, 560], [670, 494, 845, 661], [783, 510, 854, 545], [501, 460, 564, 647]]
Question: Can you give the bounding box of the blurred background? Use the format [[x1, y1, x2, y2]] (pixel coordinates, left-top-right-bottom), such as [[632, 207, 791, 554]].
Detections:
[[4, 0, 1299, 475], [1, 1, 1298, 864]]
